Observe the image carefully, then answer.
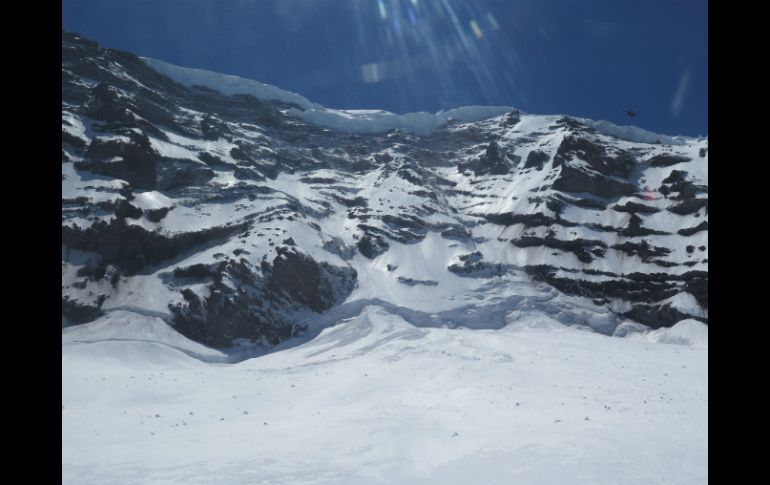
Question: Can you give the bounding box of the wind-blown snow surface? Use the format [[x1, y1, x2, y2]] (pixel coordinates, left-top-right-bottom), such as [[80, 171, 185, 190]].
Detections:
[[62, 306, 707, 485], [62, 310, 228, 362]]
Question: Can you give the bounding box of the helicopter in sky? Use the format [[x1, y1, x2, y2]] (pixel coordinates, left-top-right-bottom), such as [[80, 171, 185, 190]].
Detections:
[[626, 108, 637, 118]]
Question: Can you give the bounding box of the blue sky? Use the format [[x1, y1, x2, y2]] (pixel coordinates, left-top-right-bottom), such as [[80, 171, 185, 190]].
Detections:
[[62, 0, 707, 137]]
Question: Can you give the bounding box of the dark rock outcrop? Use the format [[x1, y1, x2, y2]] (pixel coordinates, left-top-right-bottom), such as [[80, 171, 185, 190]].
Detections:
[[612, 240, 671, 262], [647, 154, 690, 167], [554, 135, 636, 178], [512, 235, 607, 263], [84, 131, 159, 189], [156, 158, 215, 191], [613, 201, 660, 214], [667, 198, 708, 215], [678, 221, 708, 236], [397, 277, 439, 286], [523, 150, 550, 170], [473, 141, 514, 176], [170, 252, 356, 347], [553, 163, 636, 198], [62, 217, 248, 274], [357, 234, 389, 259]]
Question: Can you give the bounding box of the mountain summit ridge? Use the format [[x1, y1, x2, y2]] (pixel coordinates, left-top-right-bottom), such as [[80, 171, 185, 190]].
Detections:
[[144, 54, 695, 143]]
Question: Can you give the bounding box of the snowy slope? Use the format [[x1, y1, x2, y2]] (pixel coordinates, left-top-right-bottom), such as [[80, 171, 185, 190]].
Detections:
[[62, 306, 708, 485], [63, 310, 228, 362]]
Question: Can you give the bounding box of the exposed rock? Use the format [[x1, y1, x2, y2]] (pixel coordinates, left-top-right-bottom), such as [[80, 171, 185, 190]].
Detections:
[[449, 258, 511, 278], [200, 115, 232, 141], [523, 150, 550, 170], [500, 110, 521, 127], [678, 221, 708, 236], [156, 158, 215, 191], [333, 195, 368, 207], [667, 198, 708, 215], [145, 207, 171, 222], [62, 217, 248, 274], [623, 303, 699, 329], [85, 131, 159, 189], [512, 236, 607, 263], [553, 135, 636, 178], [199, 151, 236, 169], [172, 263, 222, 281], [612, 240, 671, 262], [357, 234, 389, 259], [473, 141, 514, 176], [397, 277, 439, 286], [170, 253, 356, 347], [552, 163, 636, 199], [647, 154, 691, 167], [619, 214, 669, 237], [613, 201, 660, 214], [459, 251, 483, 263], [268, 248, 357, 312], [685, 275, 708, 308], [526, 265, 680, 306], [322, 237, 357, 260], [62, 130, 87, 150], [440, 225, 472, 241], [659, 170, 707, 200], [485, 212, 568, 228], [62, 296, 104, 325]]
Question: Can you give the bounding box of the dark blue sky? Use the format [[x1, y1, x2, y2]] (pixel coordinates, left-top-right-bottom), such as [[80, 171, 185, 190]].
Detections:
[[62, 0, 707, 137]]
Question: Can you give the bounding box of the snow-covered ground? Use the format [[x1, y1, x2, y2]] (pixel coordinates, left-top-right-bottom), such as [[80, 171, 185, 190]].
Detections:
[[62, 307, 707, 484]]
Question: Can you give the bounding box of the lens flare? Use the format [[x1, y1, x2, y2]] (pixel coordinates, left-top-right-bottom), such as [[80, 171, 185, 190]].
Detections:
[[486, 12, 500, 30], [407, 6, 417, 26], [470, 20, 483, 39], [378, 0, 387, 20], [362, 63, 381, 83]]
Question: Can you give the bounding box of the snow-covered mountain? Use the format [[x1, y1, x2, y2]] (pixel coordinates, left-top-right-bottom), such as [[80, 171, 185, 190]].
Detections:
[[62, 31, 708, 485], [62, 31, 708, 353]]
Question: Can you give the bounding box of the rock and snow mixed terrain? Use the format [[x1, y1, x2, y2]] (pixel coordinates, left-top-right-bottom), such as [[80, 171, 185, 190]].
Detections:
[[62, 31, 707, 484]]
